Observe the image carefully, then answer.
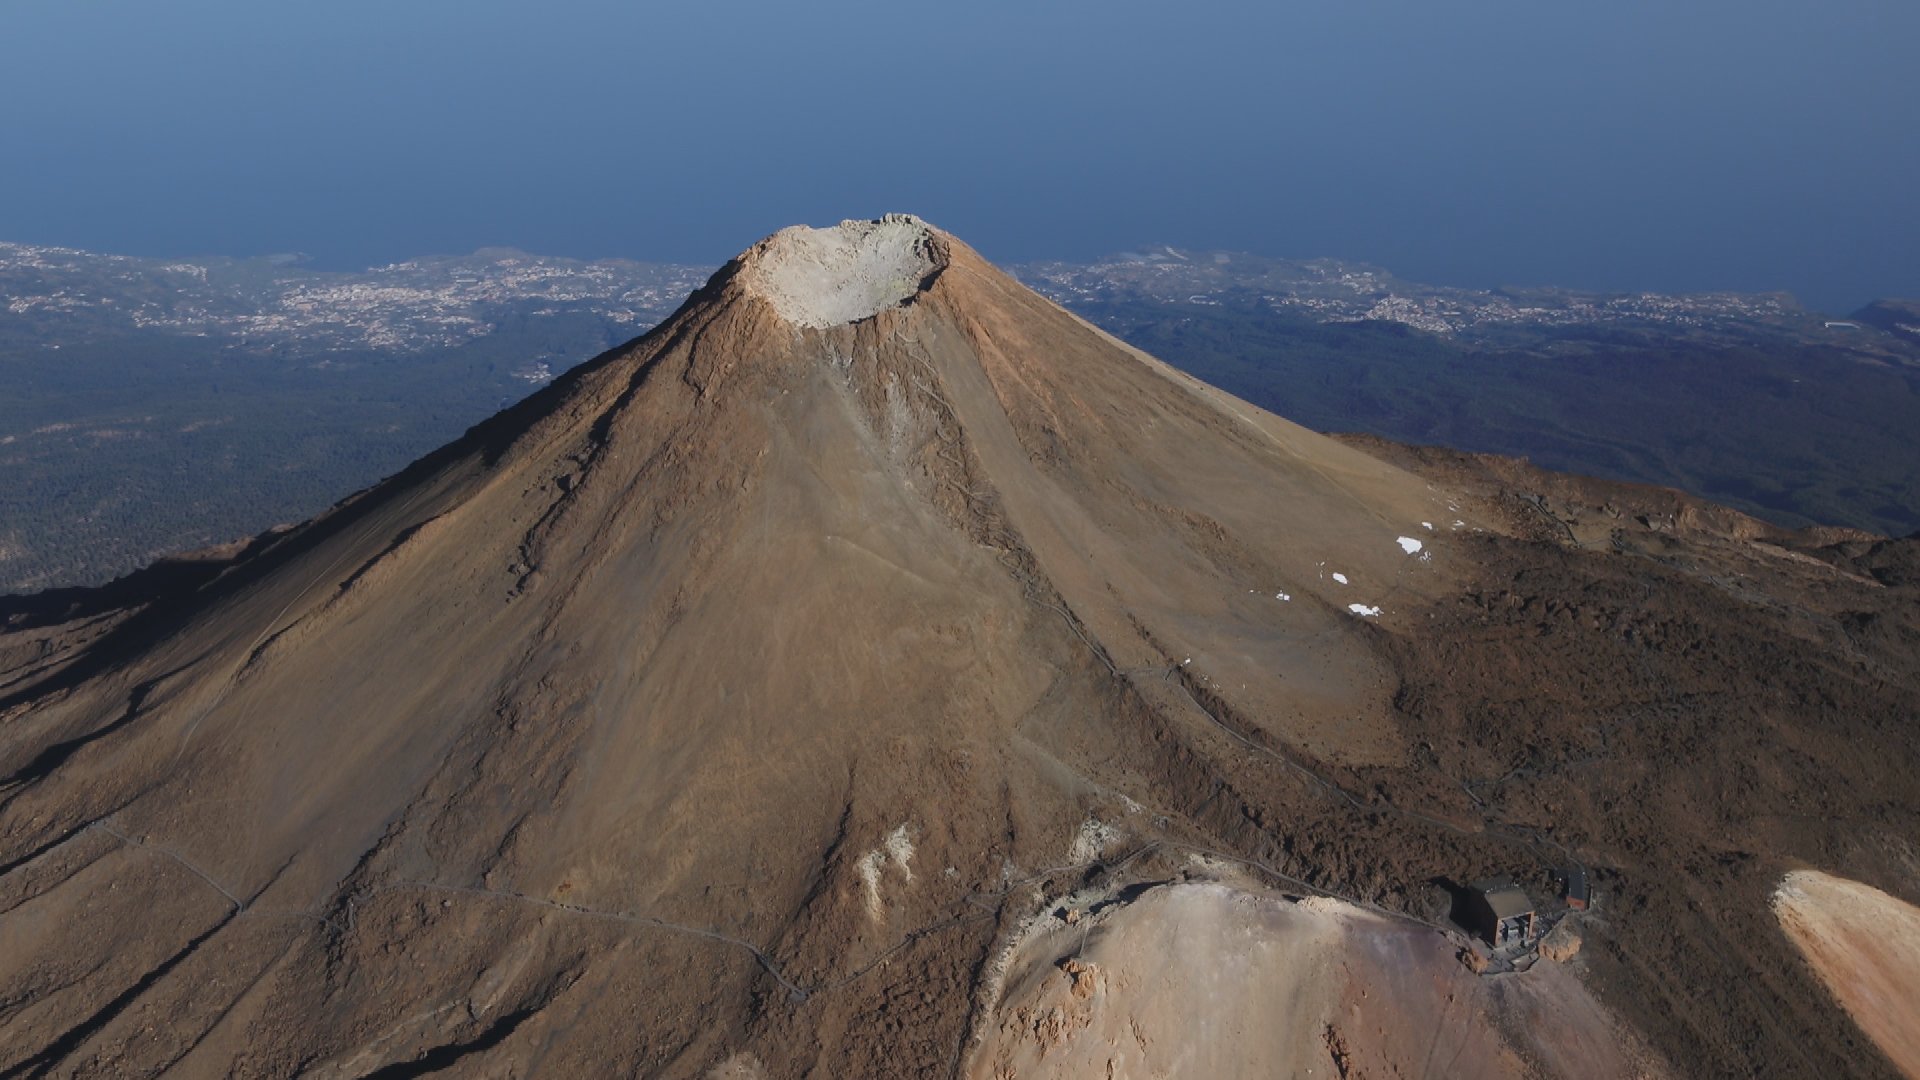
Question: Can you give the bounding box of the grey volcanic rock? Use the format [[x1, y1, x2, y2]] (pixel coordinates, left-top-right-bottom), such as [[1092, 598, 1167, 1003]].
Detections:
[[740, 214, 942, 329]]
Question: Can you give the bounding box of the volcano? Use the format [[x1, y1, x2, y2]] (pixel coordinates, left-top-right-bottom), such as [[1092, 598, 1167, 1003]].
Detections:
[[3, 216, 1918, 1078]]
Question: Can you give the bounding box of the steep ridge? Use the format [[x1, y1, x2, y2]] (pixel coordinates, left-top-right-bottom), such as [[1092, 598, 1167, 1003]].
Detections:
[[0, 217, 1917, 1078]]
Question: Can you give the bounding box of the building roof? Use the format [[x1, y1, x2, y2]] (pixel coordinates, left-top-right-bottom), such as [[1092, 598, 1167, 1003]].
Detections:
[[1475, 880, 1534, 919], [1565, 867, 1590, 899]]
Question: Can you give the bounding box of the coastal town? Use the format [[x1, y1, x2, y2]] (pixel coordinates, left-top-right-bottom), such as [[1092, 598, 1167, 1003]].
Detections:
[[0, 241, 710, 355], [6, 240, 1894, 366], [1011, 246, 1851, 344]]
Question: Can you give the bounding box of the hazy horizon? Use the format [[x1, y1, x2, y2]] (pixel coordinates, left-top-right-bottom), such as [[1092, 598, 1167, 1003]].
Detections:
[[3, 0, 1915, 312]]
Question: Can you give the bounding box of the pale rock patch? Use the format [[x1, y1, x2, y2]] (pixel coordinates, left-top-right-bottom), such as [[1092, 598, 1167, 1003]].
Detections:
[[1773, 868, 1920, 1077], [1069, 818, 1122, 865], [884, 823, 915, 879], [856, 823, 917, 919], [964, 882, 1651, 1079], [742, 214, 941, 329], [708, 1052, 770, 1080], [1540, 919, 1582, 963]]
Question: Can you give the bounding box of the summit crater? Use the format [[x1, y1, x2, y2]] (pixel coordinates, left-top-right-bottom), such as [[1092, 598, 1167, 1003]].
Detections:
[[738, 214, 945, 329]]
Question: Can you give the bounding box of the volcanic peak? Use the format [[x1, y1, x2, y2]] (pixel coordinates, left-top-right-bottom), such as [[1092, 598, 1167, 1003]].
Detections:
[[739, 213, 945, 329]]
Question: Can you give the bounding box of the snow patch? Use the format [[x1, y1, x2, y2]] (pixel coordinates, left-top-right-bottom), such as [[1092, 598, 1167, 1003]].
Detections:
[[1331, 573, 1349, 585], [1396, 536, 1424, 555], [1275, 591, 1291, 602], [1348, 604, 1382, 617]]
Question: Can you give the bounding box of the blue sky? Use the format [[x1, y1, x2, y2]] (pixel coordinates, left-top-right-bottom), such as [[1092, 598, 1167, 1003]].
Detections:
[[2, 0, 1915, 310]]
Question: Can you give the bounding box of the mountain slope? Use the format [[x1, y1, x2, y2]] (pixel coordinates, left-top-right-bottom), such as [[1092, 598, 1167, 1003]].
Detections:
[[2, 217, 1917, 1078]]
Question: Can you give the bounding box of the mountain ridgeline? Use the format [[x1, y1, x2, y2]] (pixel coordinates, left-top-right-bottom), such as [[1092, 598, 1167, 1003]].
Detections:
[[1, 218, 1918, 1077], [3, 237, 1917, 593]]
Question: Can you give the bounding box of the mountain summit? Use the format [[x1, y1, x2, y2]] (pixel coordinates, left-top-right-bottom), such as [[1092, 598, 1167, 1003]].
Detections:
[[3, 218, 1918, 1077]]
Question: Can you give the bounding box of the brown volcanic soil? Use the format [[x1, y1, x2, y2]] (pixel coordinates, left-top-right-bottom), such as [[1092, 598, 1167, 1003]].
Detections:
[[1341, 436, 1920, 1077], [1774, 869, 1920, 1078], [0, 217, 1917, 1077]]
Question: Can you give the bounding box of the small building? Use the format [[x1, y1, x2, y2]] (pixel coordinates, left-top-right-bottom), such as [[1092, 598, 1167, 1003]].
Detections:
[[1470, 879, 1536, 947], [1564, 867, 1590, 911]]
